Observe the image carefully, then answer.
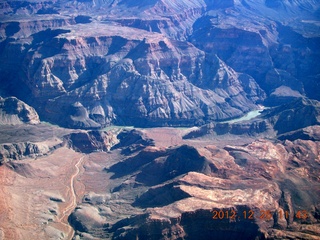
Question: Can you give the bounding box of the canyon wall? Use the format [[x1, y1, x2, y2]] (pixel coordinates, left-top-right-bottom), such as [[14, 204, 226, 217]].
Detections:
[[0, 0, 319, 128]]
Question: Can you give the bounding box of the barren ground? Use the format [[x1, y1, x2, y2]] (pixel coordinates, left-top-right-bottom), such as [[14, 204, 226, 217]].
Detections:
[[0, 147, 84, 240], [140, 127, 258, 148]]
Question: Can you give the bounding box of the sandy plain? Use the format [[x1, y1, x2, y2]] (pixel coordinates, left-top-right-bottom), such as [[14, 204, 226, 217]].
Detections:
[[0, 147, 85, 240]]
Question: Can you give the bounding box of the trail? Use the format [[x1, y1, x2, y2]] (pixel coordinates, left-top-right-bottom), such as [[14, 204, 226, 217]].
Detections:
[[58, 155, 85, 240], [0, 164, 20, 240], [0, 166, 9, 240]]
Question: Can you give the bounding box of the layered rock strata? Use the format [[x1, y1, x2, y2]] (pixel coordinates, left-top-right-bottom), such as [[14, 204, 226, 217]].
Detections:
[[0, 97, 40, 125], [0, 141, 50, 164], [68, 135, 320, 239], [1, 0, 319, 128]]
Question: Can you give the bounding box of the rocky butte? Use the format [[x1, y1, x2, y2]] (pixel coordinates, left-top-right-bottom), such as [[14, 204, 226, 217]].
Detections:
[[0, 0, 319, 239]]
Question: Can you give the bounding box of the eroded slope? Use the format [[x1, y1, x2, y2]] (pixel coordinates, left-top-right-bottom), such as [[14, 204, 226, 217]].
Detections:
[[1, 0, 319, 128]]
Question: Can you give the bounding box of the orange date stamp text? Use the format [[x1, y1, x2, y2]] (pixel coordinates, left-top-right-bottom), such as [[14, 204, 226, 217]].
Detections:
[[212, 209, 309, 221]]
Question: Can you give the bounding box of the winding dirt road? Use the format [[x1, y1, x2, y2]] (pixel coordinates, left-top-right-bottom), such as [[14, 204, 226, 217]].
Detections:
[[58, 155, 85, 240]]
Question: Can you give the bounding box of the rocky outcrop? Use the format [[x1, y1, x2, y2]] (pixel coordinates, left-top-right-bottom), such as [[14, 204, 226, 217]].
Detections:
[[263, 98, 320, 134], [68, 205, 108, 236], [111, 208, 267, 240], [111, 129, 155, 154], [264, 85, 304, 106], [65, 102, 102, 129], [0, 141, 50, 164], [0, 97, 40, 125], [278, 125, 320, 141], [110, 145, 218, 186], [65, 130, 119, 153], [183, 120, 272, 139]]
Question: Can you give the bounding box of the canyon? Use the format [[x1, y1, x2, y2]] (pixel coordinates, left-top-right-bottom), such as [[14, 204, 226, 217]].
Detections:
[[0, 0, 320, 239], [0, 0, 319, 128]]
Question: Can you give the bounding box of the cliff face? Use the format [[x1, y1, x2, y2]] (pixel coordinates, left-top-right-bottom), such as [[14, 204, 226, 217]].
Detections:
[[1, 0, 318, 128], [65, 130, 120, 153], [0, 142, 50, 164], [264, 98, 320, 134], [189, 5, 320, 99], [0, 97, 40, 125], [183, 98, 320, 139], [0, 26, 265, 128]]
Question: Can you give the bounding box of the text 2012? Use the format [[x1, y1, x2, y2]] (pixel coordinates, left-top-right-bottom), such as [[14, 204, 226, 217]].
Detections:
[[212, 209, 309, 221]]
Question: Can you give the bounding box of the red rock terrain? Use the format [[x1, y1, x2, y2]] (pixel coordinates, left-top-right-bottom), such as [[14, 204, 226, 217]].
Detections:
[[1, 124, 318, 239], [0, 147, 84, 239], [99, 130, 320, 240], [0, 1, 320, 239]]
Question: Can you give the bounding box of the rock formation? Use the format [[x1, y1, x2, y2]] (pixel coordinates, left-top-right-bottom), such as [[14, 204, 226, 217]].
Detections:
[[183, 120, 272, 139], [65, 130, 119, 153], [0, 1, 319, 239], [1, 0, 318, 128], [278, 125, 320, 141], [263, 98, 320, 134], [111, 129, 155, 154], [0, 142, 50, 164], [0, 97, 40, 125], [68, 130, 320, 239], [183, 97, 320, 139]]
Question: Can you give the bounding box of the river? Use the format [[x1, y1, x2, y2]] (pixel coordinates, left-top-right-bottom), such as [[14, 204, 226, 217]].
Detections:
[[221, 107, 265, 124]]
